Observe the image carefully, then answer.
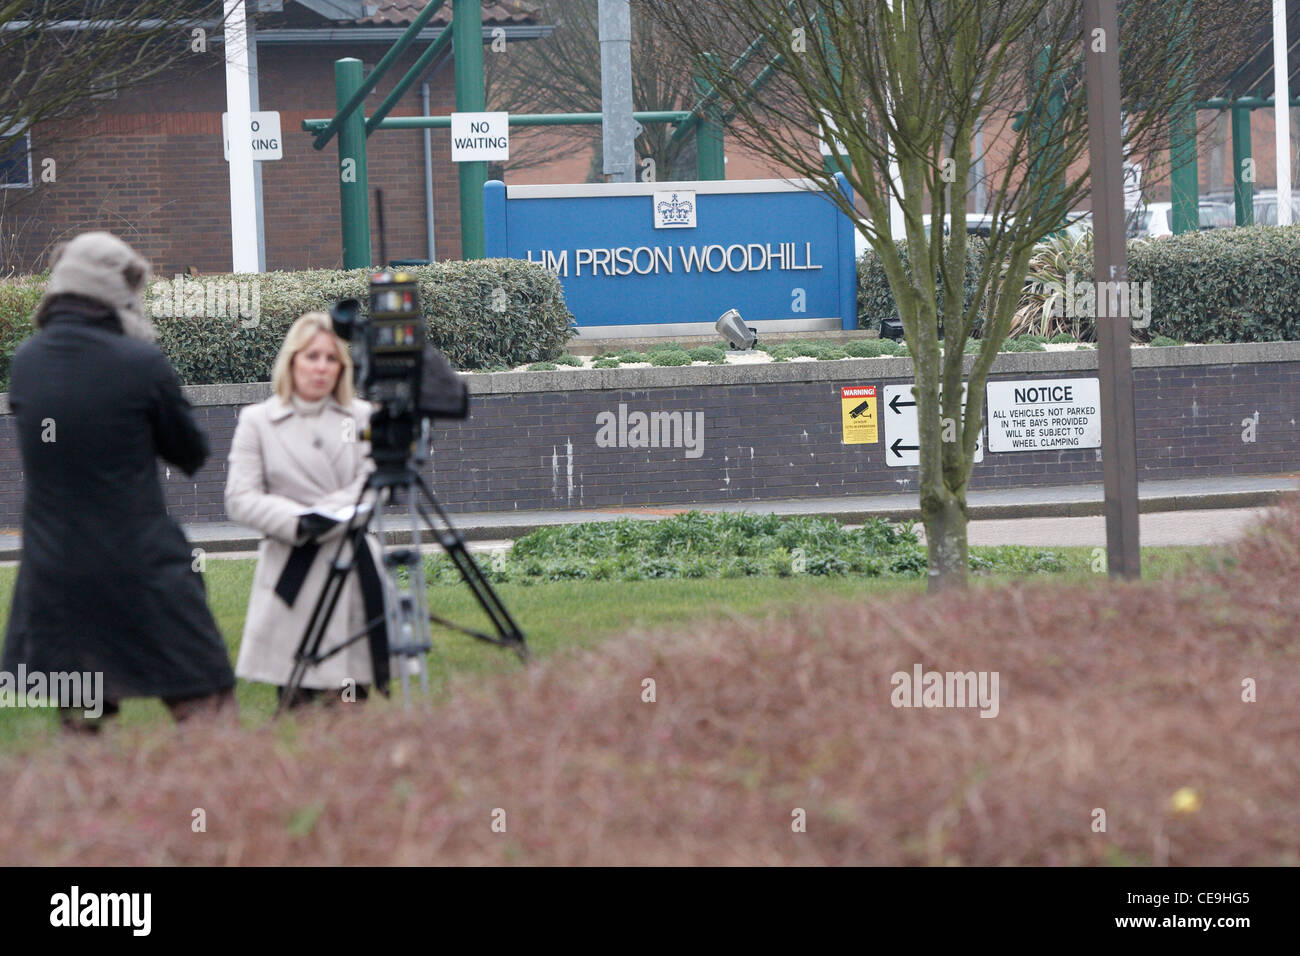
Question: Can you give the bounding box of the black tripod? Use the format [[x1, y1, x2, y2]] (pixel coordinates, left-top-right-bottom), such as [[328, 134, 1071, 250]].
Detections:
[[277, 434, 528, 714]]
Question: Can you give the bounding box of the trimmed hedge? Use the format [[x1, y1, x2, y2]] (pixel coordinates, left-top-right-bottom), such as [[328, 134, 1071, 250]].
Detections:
[[0, 258, 575, 389], [857, 236, 989, 333], [856, 225, 1300, 343], [1130, 227, 1300, 343]]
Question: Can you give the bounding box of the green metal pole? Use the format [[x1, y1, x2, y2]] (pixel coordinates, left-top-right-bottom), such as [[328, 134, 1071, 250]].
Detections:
[[1169, 97, 1198, 233], [1028, 46, 1065, 233], [453, 0, 486, 260], [1169, 2, 1198, 235], [694, 55, 725, 180], [367, 23, 453, 136], [307, 111, 691, 133], [818, 5, 848, 178], [313, 0, 448, 149], [1231, 106, 1254, 225], [336, 58, 371, 269]]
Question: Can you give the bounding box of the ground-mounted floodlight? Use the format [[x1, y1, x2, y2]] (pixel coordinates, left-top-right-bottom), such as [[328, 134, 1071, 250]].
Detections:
[[880, 311, 904, 340], [716, 308, 757, 349]]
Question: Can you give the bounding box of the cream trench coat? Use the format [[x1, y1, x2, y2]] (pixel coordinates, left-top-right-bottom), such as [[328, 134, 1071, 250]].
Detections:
[[225, 394, 379, 690]]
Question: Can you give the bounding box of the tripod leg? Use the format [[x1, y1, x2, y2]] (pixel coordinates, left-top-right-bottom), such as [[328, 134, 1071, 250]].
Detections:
[[276, 480, 375, 716], [412, 475, 528, 660]]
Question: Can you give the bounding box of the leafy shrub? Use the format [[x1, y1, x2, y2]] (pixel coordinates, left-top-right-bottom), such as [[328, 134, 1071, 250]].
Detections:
[[554, 354, 584, 366], [591, 357, 620, 368], [1027, 226, 1300, 343], [616, 350, 648, 363], [1148, 335, 1182, 347], [0, 259, 576, 389], [1048, 332, 1076, 344], [844, 338, 895, 358], [687, 345, 726, 363], [1001, 337, 1046, 352], [1010, 232, 1095, 339], [649, 349, 691, 366], [861, 226, 1300, 346], [432, 512, 1078, 585]]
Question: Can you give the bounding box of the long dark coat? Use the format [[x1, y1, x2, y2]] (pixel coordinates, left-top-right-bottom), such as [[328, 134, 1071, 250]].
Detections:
[[1, 299, 235, 701]]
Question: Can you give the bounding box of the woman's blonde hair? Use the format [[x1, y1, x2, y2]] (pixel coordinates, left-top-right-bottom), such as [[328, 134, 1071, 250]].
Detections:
[[271, 312, 355, 404]]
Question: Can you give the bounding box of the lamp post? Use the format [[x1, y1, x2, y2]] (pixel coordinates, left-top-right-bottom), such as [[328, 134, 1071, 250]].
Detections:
[[1083, 0, 1141, 579]]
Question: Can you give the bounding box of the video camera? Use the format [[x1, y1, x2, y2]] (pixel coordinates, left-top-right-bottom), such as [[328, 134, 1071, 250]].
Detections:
[[329, 270, 468, 471]]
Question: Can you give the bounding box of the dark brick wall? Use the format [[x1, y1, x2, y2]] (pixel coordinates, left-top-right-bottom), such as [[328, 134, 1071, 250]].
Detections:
[[0, 355, 1296, 528]]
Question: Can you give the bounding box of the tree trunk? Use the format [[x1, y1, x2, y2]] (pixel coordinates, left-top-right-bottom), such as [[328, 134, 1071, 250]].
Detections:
[[921, 490, 969, 592]]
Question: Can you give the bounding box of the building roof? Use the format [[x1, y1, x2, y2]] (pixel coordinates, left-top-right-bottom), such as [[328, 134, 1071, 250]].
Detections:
[[352, 1, 539, 26]]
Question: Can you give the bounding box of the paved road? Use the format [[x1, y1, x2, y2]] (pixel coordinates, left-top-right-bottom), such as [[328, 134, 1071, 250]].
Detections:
[[2, 474, 1294, 563], [915, 507, 1276, 547]]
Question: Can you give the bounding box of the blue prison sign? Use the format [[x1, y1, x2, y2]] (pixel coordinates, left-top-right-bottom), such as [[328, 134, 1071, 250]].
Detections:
[[484, 175, 858, 337]]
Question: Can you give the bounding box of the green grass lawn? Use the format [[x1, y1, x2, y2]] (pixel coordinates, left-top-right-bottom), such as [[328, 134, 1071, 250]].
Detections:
[[0, 544, 1212, 751]]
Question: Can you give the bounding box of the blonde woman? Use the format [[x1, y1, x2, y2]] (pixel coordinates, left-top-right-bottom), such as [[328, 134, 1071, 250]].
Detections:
[[225, 312, 387, 706]]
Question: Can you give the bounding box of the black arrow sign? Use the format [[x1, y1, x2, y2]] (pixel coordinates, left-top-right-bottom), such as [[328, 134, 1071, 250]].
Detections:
[[888, 394, 916, 414], [890, 438, 918, 457]]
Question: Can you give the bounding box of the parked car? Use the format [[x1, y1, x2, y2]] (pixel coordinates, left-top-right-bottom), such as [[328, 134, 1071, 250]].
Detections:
[[1251, 192, 1300, 225], [1202, 188, 1300, 225], [853, 213, 1000, 259], [1128, 201, 1234, 238], [922, 213, 999, 238]]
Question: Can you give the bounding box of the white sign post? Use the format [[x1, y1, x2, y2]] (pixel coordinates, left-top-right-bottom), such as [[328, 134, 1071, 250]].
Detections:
[[223, 0, 258, 274], [986, 378, 1102, 452], [451, 112, 509, 162], [883, 383, 983, 467], [222, 111, 282, 161]]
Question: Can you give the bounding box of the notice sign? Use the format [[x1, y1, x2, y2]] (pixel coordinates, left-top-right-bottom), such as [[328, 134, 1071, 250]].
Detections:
[[222, 111, 282, 161], [841, 385, 878, 444], [986, 377, 1101, 452], [451, 112, 509, 162]]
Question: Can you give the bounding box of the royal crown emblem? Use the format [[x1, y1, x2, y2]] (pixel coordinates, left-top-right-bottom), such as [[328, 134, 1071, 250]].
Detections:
[[653, 190, 697, 228]]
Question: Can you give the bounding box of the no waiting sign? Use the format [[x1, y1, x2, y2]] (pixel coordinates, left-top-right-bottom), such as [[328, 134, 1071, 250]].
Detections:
[[986, 377, 1101, 452]]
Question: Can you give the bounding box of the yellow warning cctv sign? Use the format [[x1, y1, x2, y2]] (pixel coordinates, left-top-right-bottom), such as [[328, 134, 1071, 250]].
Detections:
[[841, 385, 878, 444]]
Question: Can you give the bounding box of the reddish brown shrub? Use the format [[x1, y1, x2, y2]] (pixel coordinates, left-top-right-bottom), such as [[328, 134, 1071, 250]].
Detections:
[[1, 497, 1296, 865]]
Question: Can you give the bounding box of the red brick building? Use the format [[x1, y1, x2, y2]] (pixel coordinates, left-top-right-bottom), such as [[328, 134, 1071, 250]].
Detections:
[[0, 1, 545, 275]]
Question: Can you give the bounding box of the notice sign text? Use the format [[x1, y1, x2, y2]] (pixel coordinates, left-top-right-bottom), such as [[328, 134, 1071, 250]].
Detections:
[[986, 377, 1101, 452]]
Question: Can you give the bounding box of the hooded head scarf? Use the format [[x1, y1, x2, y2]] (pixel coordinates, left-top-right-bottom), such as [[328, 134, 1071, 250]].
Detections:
[[33, 231, 156, 342]]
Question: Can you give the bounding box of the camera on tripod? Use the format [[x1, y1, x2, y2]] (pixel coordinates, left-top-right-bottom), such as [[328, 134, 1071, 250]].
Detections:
[[329, 270, 468, 472], [282, 270, 526, 713]]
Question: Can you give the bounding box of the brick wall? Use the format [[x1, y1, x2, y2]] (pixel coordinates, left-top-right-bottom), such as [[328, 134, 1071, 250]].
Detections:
[[0, 345, 1296, 528], [1, 44, 463, 275]]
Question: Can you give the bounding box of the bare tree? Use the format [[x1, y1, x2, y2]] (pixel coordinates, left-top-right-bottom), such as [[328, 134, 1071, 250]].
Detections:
[[639, 0, 1267, 590], [0, 1, 234, 160], [486, 0, 703, 179]]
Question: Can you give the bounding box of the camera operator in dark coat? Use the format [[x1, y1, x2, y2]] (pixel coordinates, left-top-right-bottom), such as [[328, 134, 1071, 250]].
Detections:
[[1, 233, 236, 731]]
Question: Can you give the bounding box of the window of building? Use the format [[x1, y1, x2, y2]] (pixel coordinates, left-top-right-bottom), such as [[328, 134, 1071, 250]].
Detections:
[[0, 121, 32, 189]]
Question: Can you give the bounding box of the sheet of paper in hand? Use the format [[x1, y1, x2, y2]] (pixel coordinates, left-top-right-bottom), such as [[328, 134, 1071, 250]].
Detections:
[[296, 500, 374, 528]]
